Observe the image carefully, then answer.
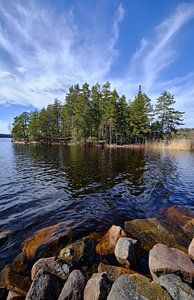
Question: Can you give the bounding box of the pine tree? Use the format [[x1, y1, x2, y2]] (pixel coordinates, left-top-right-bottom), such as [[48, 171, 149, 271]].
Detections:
[[155, 91, 184, 138]]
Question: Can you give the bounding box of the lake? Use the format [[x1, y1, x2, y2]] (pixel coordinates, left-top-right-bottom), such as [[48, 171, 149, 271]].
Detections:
[[0, 138, 194, 269]]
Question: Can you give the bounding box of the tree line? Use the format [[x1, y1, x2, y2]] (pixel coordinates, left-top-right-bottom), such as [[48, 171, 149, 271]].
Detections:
[[11, 82, 184, 144]]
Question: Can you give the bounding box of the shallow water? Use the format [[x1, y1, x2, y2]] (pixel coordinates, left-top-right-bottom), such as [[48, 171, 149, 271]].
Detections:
[[0, 138, 194, 268]]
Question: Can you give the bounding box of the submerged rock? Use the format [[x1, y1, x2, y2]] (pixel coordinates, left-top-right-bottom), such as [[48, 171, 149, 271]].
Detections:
[[31, 257, 69, 281], [84, 272, 112, 300], [0, 230, 12, 247], [107, 274, 171, 300], [26, 269, 61, 300], [149, 243, 194, 284], [0, 264, 30, 296], [21, 221, 72, 260], [12, 253, 33, 276], [124, 217, 189, 252], [59, 236, 96, 267], [188, 238, 194, 260], [96, 225, 126, 256], [158, 274, 194, 300], [97, 262, 136, 281], [58, 270, 86, 300], [114, 237, 139, 267]]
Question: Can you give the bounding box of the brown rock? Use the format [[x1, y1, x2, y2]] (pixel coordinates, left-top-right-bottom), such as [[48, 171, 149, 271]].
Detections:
[[31, 257, 69, 280], [0, 265, 10, 289], [188, 238, 194, 260], [96, 225, 126, 256], [84, 272, 112, 300], [7, 291, 25, 300], [149, 243, 194, 284], [124, 217, 189, 252], [21, 221, 72, 260], [12, 253, 33, 276], [107, 274, 171, 300], [98, 262, 136, 281], [161, 206, 193, 227], [59, 236, 96, 267], [184, 219, 194, 239]]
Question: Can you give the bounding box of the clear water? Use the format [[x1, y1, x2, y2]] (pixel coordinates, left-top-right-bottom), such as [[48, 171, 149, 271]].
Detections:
[[0, 138, 194, 268]]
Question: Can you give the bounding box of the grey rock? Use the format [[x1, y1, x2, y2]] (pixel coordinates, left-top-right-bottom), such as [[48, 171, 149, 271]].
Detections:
[[58, 270, 86, 300], [158, 274, 194, 300], [114, 237, 139, 267], [107, 274, 171, 300], [26, 269, 61, 300], [84, 272, 112, 300], [31, 257, 69, 280]]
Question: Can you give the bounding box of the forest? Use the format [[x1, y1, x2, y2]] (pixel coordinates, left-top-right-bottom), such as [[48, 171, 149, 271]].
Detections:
[[11, 82, 184, 144]]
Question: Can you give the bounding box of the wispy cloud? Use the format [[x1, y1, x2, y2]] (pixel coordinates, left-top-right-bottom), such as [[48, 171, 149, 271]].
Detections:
[[0, 1, 124, 108]]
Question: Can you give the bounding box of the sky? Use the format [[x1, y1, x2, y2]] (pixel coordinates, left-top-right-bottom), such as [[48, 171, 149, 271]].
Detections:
[[0, 0, 194, 133]]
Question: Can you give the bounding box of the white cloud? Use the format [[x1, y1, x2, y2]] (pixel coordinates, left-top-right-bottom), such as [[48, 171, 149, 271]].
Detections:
[[0, 120, 11, 134], [0, 1, 124, 108]]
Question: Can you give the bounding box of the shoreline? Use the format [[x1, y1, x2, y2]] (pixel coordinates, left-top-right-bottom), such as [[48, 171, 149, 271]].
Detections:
[[13, 138, 194, 151], [0, 205, 193, 299]]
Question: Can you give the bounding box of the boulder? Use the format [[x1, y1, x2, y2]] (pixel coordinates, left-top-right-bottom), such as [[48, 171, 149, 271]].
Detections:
[[21, 221, 72, 260], [158, 274, 194, 300], [97, 262, 136, 281], [84, 272, 112, 300], [59, 236, 96, 267], [114, 237, 139, 267], [188, 238, 194, 260], [161, 206, 193, 227], [31, 257, 69, 281], [12, 253, 33, 276], [124, 217, 189, 252], [149, 243, 194, 284], [96, 225, 126, 255], [58, 270, 86, 300], [107, 274, 171, 300], [184, 220, 194, 239], [0, 265, 31, 296], [26, 269, 61, 300], [7, 291, 25, 300]]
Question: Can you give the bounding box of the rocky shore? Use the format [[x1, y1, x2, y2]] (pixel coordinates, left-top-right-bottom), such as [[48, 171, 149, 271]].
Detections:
[[0, 206, 194, 300]]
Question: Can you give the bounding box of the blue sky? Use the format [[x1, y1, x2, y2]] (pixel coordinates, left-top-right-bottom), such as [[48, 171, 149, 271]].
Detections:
[[0, 0, 194, 133]]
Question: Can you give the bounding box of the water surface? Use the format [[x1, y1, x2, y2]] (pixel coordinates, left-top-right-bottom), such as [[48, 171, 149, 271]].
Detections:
[[0, 138, 194, 268]]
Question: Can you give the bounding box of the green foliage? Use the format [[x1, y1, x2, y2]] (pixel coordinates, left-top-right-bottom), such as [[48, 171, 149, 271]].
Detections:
[[11, 83, 185, 144]]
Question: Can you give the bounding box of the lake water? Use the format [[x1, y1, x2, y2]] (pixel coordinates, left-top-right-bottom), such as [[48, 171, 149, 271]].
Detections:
[[0, 138, 194, 268]]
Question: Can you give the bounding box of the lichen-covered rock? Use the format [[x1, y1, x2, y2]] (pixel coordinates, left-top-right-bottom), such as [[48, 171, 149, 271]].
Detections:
[[26, 269, 61, 300], [96, 225, 126, 256], [158, 274, 194, 300], [114, 237, 139, 267], [0, 265, 31, 296], [31, 257, 69, 280], [59, 236, 96, 267], [97, 262, 136, 281], [58, 270, 86, 300], [7, 291, 25, 300], [84, 272, 112, 300], [22, 221, 72, 260], [107, 274, 171, 300], [149, 243, 194, 283], [124, 217, 189, 252], [188, 238, 194, 260]]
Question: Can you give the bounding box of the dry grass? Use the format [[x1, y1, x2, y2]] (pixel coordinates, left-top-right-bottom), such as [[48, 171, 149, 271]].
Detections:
[[145, 139, 192, 151]]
